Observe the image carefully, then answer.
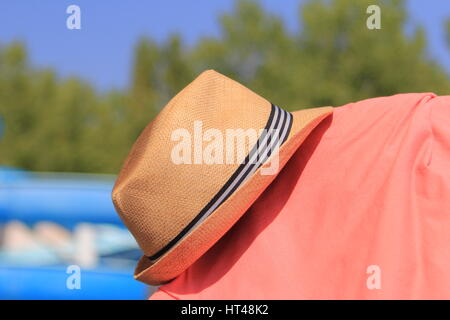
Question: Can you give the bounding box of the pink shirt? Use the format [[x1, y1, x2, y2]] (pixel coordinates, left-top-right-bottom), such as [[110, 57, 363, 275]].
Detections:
[[151, 93, 450, 299]]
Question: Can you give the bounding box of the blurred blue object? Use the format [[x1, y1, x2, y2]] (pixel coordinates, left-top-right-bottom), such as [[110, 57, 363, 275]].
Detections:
[[0, 167, 154, 299], [0, 245, 60, 267], [0, 167, 121, 227], [0, 266, 150, 300]]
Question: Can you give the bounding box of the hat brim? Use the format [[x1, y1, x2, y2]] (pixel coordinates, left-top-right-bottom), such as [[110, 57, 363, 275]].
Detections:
[[134, 106, 333, 285]]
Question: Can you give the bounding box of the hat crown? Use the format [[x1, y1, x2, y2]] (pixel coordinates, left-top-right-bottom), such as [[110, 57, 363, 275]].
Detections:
[[112, 70, 273, 257]]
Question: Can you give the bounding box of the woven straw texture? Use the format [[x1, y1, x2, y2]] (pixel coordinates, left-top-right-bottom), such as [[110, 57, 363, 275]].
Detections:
[[112, 70, 333, 285], [113, 70, 271, 256]]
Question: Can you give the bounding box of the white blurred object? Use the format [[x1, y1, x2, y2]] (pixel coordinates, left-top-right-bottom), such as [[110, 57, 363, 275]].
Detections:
[[0, 221, 138, 268], [34, 222, 71, 249], [2, 220, 39, 251], [73, 223, 98, 268], [0, 220, 59, 266]]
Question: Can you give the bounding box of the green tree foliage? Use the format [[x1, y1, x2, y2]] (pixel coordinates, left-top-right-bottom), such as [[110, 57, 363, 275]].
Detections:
[[446, 19, 450, 51], [194, 0, 449, 108], [0, 0, 449, 173]]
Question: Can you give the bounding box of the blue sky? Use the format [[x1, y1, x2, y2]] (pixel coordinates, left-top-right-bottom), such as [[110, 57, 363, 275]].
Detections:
[[1, 0, 450, 91]]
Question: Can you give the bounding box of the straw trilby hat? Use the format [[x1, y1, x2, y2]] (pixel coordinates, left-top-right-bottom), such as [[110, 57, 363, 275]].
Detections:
[[112, 70, 332, 285]]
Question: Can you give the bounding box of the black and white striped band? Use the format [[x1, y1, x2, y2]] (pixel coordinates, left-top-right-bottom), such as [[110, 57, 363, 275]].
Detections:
[[149, 104, 293, 261]]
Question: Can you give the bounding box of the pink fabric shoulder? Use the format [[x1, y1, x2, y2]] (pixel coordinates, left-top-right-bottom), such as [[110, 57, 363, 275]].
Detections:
[[151, 93, 450, 299]]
